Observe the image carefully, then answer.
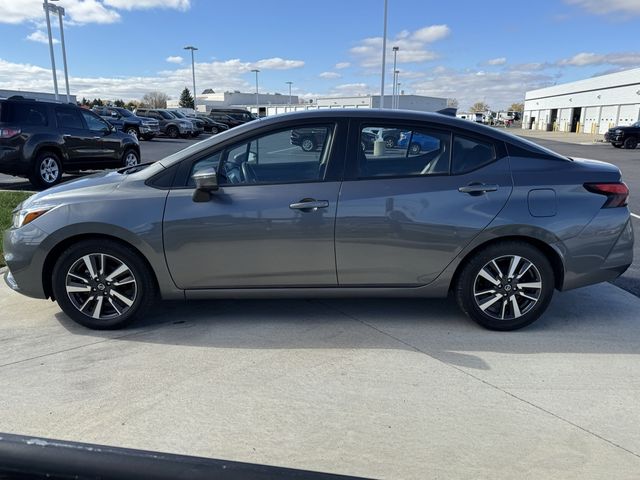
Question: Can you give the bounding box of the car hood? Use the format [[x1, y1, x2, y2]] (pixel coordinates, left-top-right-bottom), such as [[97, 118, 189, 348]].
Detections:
[[609, 125, 635, 132], [21, 171, 126, 209]]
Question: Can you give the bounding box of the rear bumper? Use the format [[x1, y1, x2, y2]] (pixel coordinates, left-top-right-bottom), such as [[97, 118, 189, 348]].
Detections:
[[0, 147, 27, 176], [559, 209, 634, 291]]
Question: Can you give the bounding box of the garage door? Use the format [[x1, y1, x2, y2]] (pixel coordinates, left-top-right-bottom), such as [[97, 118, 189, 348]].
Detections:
[[617, 105, 639, 127], [583, 106, 600, 134], [599, 105, 618, 134]]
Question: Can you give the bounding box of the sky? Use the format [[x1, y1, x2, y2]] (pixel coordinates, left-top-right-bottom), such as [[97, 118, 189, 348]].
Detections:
[[1, 0, 640, 110]]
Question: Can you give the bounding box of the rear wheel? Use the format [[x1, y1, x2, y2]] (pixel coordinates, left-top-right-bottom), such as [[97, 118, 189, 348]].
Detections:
[[52, 240, 156, 330], [623, 137, 638, 149], [210, 127, 219, 135], [455, 241, 555, 331], [30, 150, 62, 189], [409, 142, 421, 155], [384, 136, 396, 148]]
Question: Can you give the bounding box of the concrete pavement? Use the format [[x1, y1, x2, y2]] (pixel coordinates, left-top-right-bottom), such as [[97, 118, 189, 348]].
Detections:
[[515, 128, 605, 145], [1, 278, 639, 479]]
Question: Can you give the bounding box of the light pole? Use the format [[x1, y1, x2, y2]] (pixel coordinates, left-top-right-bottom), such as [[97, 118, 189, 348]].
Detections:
[[251, 69, 260, 114], [43, 0, 59, 100], [286, 81, 293, 107], [396, 82, 401, 109], [379, 0, 388, 108], [184, 46, 198, 111], [393, 70, 399, 109], [391, 46, 399, 109]]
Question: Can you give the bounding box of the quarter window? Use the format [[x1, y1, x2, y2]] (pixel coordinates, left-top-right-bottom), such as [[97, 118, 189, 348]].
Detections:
[[358, 126, 451, 178], [7, 104, 48, 126], [451, 135, 496, 174]]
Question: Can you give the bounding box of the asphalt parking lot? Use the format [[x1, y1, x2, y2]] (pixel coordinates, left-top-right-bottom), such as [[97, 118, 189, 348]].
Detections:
[[1, 131, 639, 478]]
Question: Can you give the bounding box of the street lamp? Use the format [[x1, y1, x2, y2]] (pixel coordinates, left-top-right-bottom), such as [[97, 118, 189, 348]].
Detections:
[[393, 70, 399, 109], [285, 81, 293, 107], [391, 46, 399, 109], [379, 0, 388, 108], [43, 0, 60, 100], [184, 46, 198, 112], [251, 69, 260, 114], [396, 82, 402, 108]]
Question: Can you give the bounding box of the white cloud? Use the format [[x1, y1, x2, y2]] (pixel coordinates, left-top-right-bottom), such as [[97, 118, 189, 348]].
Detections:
[[411, 25, 451, 43], [103, 0, 190, 10], [0, 0, 189, 24], [350, 24, 448, 68], [0, 56, 308, 101], [557, 51, 640, 67], [335, 62, 351, 69], [486, 57, 507, 65], [253, 57, 304, 70], [26, 30, 59, 44], [319, 71, 341, 79], [565, 0, 640, 15], [166, 55, 184, 64]]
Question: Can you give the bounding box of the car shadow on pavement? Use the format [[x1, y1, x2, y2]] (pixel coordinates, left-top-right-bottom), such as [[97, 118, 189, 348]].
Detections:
[[53, 284, 640, 371]]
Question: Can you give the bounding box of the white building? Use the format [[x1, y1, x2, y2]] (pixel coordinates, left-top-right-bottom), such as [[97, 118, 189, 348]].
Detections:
[[167, 91, 299, 111], [523, 68, 640, 134], [0, 89, 77, 103]]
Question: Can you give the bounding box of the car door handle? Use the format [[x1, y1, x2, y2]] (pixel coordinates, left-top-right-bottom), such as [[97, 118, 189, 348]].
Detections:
[[92, 136, 102, 140], [62, 134, 72, 138], [289, 199, 329, 211], [458, 183, 499, 195]]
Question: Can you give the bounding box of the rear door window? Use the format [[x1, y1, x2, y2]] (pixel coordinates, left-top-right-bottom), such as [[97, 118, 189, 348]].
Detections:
[[55, 107, 85, 130]]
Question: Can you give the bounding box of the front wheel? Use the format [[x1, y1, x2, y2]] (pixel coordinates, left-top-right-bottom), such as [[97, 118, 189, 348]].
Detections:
[[623, 137, 638, 149], [125, 127, 139, 140], [300, 137, 316, 152], [122, 149, 140, 167], [409, 142, 421, 155], [166, 126, 179, 139], [455, 241, 555, 331], [52, 240, 156, 329]]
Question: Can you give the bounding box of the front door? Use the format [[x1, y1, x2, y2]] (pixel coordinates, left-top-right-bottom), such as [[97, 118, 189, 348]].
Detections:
[[335, 121, 513, 286], [80, 109, 121, 165], [163, 121, 345, 289]]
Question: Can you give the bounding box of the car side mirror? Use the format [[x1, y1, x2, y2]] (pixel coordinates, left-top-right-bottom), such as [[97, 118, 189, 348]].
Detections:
[[192, 169, 218, 202]]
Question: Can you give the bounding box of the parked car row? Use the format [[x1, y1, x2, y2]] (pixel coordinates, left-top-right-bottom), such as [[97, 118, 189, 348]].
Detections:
[[92, 106, 160, 140]]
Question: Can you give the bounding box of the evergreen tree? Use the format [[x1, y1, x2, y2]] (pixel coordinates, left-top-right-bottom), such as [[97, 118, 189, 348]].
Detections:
[[114, 99, 126, 107], [179, 87, 195, 109]]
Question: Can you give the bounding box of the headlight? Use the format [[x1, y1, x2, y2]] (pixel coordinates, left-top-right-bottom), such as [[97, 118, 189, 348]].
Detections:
[[12, 205, 55, 228], [615, 129, 623, 134]]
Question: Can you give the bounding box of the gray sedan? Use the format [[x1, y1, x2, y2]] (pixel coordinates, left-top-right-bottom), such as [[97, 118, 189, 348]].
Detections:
[[3, 110, 633, 330]]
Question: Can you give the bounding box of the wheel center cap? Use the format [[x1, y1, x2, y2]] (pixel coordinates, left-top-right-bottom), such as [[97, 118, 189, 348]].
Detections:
[[97, 283, 106, 291], [504, 284, 512, 292]]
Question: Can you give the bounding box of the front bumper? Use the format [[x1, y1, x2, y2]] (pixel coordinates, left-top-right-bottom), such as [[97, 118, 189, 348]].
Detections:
[[3, 223, 49, 299], [140, 124, 160, 135], [178, 125, 194, 134], [604, 132, 624, 143]]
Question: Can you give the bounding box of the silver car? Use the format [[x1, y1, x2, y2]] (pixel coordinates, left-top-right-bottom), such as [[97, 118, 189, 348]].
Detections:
[[3, 110, 633, 330]]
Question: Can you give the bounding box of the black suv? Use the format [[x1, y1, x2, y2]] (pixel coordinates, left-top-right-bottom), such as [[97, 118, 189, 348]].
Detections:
[[92, 106, 160, 141], [605, 122, 640, 149], [208, 109, 254, 129], [0, 97, 140, 188]]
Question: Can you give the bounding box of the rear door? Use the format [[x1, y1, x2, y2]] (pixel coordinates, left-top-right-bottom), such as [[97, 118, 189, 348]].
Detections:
[[55, 106, 100, 167], [163, 119, 347, 289], [335, 119, 513, 286]]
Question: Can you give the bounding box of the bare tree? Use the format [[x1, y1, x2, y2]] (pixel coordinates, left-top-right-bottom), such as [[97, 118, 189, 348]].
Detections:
[[470, 101, 490, 113], [447, 98, 459, 108], [141, 91, 169, 108], [509, 102, 524, 113]]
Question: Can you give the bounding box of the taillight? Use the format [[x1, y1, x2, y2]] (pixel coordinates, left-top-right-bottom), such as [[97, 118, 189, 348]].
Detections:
[[584, 182, 629, 208], [0, 127, 21, 139]]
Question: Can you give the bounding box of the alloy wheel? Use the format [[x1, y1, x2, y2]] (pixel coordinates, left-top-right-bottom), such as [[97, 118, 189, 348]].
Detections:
[[301, 138, 314, 151], [125, 152, 139, 167], [473, 255, 542, 321], [65, 253, 137, 320], [40, 157, 60, 184]]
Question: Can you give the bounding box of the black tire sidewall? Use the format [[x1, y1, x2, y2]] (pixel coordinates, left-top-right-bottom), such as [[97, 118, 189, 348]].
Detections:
[[52, 240, 155, 330], [456, 242, 555, 331], [125, 127, 139, 138], [30, 151, 62, 189], [167, 126, 179, 138], [624, 137, 638, 149]]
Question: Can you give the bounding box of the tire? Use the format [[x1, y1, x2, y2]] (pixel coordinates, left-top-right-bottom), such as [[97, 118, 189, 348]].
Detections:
[[142, 134, 154, 141], [210, 127, 219, 135], [409, 142, 421, 155], [125, 127, 139, 140], [166, 126, 179, 139], [52, 239, 156, 330], [612, 143, 622, 148], [300, 137, 316, 152], [623, 137, 638, 149], [29, 150, 63, 189], [454, 241, 555, 331], [122, 149, 140, 167], [384, 136, 396, 148]]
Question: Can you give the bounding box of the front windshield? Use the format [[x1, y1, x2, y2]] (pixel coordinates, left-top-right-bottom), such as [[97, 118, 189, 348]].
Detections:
[[159, 110, 175, 119], [171, 111, 185, 118], [115, 108, 133, 117]]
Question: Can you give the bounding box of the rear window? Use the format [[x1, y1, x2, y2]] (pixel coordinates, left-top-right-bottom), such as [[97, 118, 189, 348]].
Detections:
[[0, 102, 48, 126]]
